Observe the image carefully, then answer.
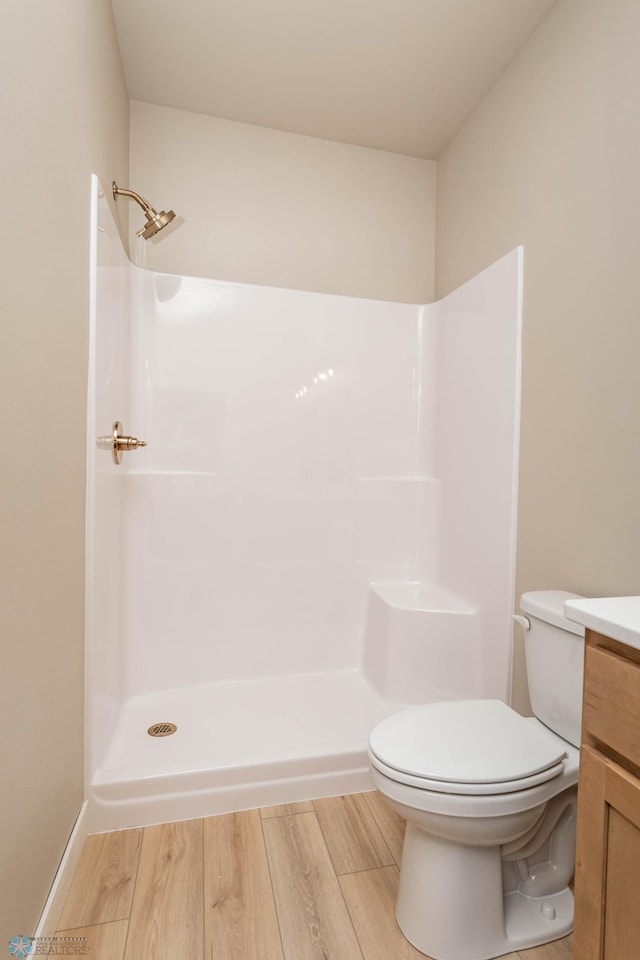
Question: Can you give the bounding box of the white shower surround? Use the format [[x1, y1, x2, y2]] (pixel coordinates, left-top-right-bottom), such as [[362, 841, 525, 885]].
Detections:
[[86, 177, 522, 831]]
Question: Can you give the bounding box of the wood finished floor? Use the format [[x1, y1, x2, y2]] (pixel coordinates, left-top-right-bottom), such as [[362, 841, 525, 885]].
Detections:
[[56, 792, 572, 960]]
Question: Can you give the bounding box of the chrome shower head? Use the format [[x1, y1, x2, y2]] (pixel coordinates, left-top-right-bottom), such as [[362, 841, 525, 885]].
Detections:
[[112, 182, 177, 240]]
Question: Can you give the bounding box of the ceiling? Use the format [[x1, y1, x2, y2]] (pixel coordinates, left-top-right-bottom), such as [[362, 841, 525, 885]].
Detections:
[[110, 0, 558, 160]]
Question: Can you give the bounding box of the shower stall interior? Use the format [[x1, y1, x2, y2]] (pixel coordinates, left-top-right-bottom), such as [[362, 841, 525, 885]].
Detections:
[[86, 176, 523, 831]]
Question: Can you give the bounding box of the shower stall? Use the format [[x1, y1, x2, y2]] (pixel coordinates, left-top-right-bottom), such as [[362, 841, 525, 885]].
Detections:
[[86, 176, 522, 831]]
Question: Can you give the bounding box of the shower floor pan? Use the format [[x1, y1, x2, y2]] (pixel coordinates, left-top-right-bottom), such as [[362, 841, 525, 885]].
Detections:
[[89, 668, 399, 832]]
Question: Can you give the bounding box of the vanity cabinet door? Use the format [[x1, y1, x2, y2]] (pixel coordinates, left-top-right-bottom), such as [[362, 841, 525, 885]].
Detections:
[[574, 745, 640, 960]]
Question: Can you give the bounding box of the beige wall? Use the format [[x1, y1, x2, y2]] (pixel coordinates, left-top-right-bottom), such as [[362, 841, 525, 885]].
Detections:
[[128, 101, 436, 303], [436, 0, 640, 712], [0, 0, 128, 941]]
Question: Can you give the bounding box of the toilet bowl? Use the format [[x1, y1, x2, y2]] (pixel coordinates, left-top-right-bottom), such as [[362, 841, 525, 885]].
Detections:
[[368, 591, 585, 960]]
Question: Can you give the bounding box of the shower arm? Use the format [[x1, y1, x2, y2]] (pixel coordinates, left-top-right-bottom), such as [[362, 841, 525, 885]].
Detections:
[[112, 182, 155, 216]]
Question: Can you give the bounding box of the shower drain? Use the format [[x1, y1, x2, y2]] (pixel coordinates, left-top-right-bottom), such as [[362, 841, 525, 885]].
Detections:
[[147, 722, 177, 737]]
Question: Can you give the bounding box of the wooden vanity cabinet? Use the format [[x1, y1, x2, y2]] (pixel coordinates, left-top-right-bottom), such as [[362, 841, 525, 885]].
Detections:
[[573, 630, 640, 960]]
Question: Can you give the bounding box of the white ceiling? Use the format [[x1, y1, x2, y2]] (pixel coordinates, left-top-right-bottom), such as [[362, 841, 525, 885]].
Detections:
[[110, 0, 558, 160]]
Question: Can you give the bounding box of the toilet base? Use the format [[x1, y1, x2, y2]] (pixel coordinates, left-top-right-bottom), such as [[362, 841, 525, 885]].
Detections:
[[503, 886, 573, 953], [396, 823, 573, 960]]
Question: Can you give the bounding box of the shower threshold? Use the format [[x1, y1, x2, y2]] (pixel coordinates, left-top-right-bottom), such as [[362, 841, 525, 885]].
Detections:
[[89, 668, 400, 832]]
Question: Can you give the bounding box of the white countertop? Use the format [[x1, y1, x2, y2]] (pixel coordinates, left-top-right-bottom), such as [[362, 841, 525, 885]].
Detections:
[[564, 596, 640, 651]]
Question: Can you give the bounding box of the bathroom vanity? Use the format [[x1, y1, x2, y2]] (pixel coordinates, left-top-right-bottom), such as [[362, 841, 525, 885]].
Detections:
[[565, 597, 640, 960]]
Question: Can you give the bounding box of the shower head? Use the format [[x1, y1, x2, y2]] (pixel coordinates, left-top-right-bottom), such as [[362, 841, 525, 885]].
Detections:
[[112, 182, 177, 240], [137, 207, 176, 240]]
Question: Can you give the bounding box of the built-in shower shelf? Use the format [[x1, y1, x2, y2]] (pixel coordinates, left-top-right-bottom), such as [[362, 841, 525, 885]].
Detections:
[[364, 580, 480, 705], [369, 580, 475, 613], [356, 475, 439, 482], [123, 470, 220, 477], [122, 472, 438, 480]]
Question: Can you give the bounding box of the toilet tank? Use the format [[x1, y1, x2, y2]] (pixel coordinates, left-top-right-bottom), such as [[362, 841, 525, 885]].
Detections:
[[520, 590, 586, 748]]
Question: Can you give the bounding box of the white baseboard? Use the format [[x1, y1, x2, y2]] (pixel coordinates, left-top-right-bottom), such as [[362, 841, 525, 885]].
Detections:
[[34, 802, 89, 937]]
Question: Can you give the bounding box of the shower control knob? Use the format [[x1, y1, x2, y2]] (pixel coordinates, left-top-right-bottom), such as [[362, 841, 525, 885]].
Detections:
[[116, 434, 147, 452], [97, 421, 148, 465]]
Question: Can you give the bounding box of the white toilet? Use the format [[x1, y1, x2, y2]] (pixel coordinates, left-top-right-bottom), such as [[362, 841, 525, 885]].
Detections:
[[368, 590, 585, 960]]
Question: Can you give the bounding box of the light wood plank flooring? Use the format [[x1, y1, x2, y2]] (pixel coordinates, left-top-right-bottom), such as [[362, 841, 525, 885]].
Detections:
[[56, 792, 572, 960]]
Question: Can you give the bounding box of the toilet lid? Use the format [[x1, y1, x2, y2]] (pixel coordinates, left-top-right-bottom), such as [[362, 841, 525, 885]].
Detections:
[[369, 700, 567, 787]]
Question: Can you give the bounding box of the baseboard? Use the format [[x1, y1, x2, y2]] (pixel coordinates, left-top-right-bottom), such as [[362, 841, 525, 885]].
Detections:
[[34, 802, 89, 937]]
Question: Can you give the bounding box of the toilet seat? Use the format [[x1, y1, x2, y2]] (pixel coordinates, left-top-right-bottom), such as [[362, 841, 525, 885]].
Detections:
[[369, 699, 567, 796], [369, 751, 565, 795]]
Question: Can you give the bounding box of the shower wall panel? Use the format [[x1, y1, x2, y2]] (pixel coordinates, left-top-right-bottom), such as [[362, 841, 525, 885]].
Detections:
[[86, 178, 132, 774], [433, 248, 523, 699], [121, 274, 434, 697]]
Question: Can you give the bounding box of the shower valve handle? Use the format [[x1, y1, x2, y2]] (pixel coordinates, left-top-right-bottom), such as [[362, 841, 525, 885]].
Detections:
[[97, 421, 147, 465], [116, 434, 147, 452]]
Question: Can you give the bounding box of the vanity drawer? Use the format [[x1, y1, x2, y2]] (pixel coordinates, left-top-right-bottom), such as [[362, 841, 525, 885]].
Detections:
[[583, 644, 640, 770]]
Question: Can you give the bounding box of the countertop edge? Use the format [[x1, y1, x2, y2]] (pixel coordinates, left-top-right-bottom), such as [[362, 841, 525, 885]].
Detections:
[[565, 596, 640, 652]]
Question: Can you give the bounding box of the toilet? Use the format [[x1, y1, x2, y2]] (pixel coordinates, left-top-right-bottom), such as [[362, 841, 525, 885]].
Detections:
[[368, 590, 585, 960]]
